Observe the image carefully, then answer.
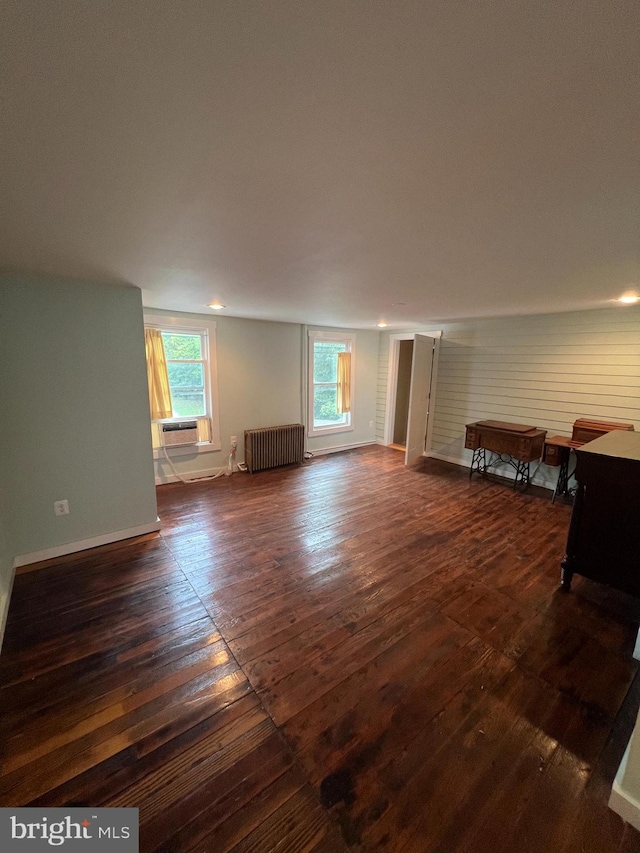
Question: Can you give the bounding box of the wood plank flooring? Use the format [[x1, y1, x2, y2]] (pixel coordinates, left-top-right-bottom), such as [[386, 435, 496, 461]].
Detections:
[[2, 446, 640, 851]]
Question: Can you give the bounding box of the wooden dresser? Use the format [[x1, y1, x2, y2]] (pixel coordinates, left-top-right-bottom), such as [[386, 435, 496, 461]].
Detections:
[[561, 430, 640, 596]]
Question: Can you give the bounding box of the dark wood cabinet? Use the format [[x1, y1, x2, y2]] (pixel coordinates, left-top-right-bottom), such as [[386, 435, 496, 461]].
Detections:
[[561, 430, 640, 597]]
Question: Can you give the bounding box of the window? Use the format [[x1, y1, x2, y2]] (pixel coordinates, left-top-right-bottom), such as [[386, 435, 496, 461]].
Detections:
[[161, 331, 207, 418], [308, 331, 355, 437], [144, 315, 221, 451]]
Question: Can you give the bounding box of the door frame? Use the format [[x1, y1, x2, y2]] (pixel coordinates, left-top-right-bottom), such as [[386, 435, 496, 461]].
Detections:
[[383, 330, 442, 450]]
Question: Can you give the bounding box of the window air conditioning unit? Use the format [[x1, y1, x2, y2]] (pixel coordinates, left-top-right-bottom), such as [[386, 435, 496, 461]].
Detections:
[[161, 420, 199, 447], [151, 418, 210, 450]]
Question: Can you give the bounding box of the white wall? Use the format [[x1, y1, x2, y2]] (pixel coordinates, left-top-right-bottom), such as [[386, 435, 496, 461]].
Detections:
[[0, 274, 159, 565], [148, 311, 380, 481], [377, 306, 640, 487]]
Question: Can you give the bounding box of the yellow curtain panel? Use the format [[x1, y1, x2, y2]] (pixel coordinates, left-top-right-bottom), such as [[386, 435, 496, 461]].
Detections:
[[336, 351, 351, 414], [145, 328, 173, 420]]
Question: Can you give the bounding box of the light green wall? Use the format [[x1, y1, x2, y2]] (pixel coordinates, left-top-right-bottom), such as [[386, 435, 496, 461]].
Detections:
[[0, 478, 14, 648], [217, 315, 303, 444], [148, 310, 302, 479], [147, 311, 379, 480], [0, 340, 14, 645], [0, 273, 158, 559]]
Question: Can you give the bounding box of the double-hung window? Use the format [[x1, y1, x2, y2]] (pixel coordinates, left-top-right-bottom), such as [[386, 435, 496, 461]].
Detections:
[[144, 315, 221, 451], [161, 330, 208, 418], [308, 331, 355, 437]]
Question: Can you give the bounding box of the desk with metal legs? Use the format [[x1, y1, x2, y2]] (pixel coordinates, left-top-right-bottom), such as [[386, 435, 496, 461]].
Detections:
[[465, 420, 546, 492]]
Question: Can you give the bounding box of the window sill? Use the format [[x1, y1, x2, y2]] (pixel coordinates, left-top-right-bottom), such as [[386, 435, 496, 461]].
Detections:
[[153, 442, 222, 460], [308, 424, 354, 439]]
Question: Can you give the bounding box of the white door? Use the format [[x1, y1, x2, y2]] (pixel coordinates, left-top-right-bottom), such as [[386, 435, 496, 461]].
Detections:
[[404, 334, 435, 467]]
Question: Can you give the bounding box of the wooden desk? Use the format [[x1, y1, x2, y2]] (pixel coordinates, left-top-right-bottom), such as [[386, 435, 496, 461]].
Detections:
[[571, 418, 634, 445], [465, 420, 547, 491], [561, 431, 640, 596]]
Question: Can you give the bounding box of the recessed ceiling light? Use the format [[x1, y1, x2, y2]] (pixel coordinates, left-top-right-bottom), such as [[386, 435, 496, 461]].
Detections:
[[618, 294, 639, 304], [377, 322, 388, 328], [208, 302, 225, 310]]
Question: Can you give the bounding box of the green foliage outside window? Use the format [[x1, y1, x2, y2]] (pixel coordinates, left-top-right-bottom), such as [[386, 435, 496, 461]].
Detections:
[[162, 333, 202, 360], [313, 341, 347, 423], [162, 332, 206, 417]]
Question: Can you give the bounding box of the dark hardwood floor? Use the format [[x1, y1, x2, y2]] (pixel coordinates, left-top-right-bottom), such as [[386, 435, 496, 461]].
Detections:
[[2, 446, 640, 851]]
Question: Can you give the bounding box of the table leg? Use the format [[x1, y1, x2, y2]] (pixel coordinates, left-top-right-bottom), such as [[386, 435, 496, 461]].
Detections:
[[552, 448, 571, 503], [470, 448, 486, 479], [513, 459, 530, 491], [559, 482, 584, 590]]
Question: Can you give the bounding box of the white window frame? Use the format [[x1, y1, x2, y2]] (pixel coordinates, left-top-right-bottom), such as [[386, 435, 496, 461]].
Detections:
[[308, 330, 356, 438], [144, 314, 221, 454]]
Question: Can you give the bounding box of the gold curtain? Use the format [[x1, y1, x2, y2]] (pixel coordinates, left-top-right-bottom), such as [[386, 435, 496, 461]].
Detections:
[[336, 351, 351, 414], [145, 328, 173, 420]]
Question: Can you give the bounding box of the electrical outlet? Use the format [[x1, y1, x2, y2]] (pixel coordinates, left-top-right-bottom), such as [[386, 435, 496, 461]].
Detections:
[[369, 420, 374, 429], [54, 499, 69, 516], [230, 435, 237, 447]]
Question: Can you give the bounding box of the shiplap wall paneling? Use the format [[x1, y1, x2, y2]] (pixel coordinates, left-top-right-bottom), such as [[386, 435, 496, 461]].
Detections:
[[376, 331, 390, 442], [429, 307, 640, 488]]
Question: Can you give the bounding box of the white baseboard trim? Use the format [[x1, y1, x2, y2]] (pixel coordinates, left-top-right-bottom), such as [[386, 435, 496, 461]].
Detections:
[[609, 743, 640, 831], [155, 465, 231, 485], [13, 519, 162, 569], [310, 440, 376, 458]]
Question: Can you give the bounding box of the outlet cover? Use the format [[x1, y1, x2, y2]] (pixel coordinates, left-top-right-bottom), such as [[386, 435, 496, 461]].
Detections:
[[54, 499, 69, 516]]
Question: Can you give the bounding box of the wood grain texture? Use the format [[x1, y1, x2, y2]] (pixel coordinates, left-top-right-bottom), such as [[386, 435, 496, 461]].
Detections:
[[1, 446, 640, 852]]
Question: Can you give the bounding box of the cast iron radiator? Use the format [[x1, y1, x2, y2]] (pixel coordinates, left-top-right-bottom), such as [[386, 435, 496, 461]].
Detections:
[[244, 424, 305, 473]]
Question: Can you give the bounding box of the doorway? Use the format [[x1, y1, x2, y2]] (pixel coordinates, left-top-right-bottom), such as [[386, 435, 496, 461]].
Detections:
[[391, 340, 413, 449], [383, 332, 441, 466]]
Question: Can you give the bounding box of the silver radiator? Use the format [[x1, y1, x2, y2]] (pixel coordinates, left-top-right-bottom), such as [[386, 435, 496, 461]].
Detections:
[[244, 424, 305, 473]]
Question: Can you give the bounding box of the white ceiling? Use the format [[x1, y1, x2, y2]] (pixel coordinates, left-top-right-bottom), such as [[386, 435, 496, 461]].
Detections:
[[1, 1, 638, 328]]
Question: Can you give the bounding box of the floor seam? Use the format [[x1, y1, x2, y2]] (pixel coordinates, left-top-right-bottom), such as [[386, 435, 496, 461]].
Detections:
[[167, 533, 353, 850]]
